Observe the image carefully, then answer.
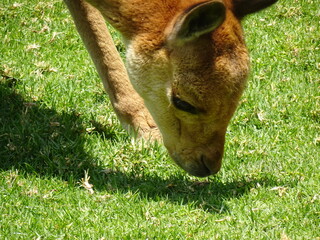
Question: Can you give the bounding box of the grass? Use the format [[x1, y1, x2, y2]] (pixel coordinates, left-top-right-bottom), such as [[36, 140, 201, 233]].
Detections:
[[0, 0, 319, 239]]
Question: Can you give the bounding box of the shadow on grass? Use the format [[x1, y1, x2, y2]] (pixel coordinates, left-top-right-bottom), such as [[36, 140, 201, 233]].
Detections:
[[89, 169, 297, 213], [0, 78, 107, 179], [0, 78, 297, 214]]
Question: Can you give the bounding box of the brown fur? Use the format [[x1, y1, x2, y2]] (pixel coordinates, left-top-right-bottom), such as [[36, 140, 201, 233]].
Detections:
[[64, 0, 277, 177]]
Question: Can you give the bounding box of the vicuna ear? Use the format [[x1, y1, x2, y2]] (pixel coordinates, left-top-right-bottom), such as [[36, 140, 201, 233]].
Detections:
[[232, 0, 278, 18], [167, 0, 226, 45]]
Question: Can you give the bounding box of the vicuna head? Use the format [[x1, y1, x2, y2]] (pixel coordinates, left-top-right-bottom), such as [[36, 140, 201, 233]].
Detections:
[[88, 0, 278, 177]]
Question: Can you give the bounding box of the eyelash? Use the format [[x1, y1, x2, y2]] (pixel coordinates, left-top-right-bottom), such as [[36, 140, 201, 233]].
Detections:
[[172, 96, 198, 114]]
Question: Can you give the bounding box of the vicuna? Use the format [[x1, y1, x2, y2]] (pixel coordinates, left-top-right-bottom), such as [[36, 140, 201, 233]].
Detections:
[[64, 0, 278, 177]]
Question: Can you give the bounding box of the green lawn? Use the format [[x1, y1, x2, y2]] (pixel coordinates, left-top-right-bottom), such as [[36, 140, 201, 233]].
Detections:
[[0, 0, 319, 239]]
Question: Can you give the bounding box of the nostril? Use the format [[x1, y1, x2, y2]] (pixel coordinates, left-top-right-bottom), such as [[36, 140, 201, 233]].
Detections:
[[200, 154, 205, 165], [200, 155, 212, 175], [200, 153, 222, 175]]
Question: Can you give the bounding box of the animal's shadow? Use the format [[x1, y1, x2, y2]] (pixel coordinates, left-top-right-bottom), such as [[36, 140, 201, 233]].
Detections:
[[0, 77, 106, 178], [89, 169, 295, 213], [0, 78, 296, 213]]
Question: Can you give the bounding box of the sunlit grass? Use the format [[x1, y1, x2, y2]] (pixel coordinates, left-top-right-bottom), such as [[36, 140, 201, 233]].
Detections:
[[0, 0, 319, 239]]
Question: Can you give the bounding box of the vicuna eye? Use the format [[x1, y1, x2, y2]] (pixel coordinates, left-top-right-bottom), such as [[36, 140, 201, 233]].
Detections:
[[172, 96, 198, 114]]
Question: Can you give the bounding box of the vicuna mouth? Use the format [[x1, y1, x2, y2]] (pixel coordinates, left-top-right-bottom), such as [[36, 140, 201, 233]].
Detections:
[[172, 154, 218, 177], [191, 162, 212, 177]]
